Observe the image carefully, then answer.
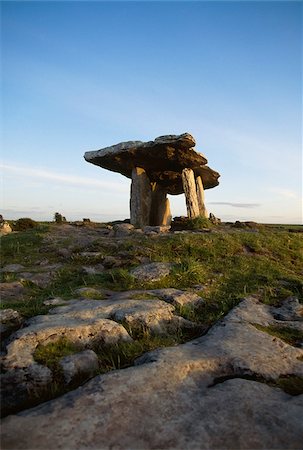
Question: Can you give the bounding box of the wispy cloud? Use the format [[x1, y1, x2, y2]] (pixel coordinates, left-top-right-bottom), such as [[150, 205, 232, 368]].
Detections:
[[0, 163, 129, 192], [209, 202, 261, 208], [269, 188, 298, 199]]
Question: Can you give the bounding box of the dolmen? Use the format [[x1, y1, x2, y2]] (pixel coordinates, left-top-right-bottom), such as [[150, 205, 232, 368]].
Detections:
[[84, 133, 220, 228]]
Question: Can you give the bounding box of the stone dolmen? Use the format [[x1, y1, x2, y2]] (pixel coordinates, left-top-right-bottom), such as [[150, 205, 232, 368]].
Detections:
[[84, 133, 220, 228]]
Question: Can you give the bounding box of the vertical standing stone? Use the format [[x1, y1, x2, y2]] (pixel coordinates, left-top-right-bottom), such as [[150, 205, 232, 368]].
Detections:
[[150, 184, 172, 226], [196, 176, 208, 218], [182, 168, 200, 219], [130, 167, 152, 228]]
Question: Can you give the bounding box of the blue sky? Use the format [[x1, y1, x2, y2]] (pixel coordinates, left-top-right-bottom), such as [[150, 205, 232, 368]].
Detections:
[[1, 1, 302, 223]]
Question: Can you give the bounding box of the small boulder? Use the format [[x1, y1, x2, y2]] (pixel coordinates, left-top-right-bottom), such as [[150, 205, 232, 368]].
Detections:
[[82, 264, 105, 275], [0, 282, 26, 302], [0, 309, 23, 338], [151, 288, 204, 308], [59, 350, 99, 384], [1, 264, 25, 273], [0, 222, 12, 235], [131, 262, 173, 282], [113, 223, 135, 237], [102, 256, 122, 268], [143, 226, 171, 234]]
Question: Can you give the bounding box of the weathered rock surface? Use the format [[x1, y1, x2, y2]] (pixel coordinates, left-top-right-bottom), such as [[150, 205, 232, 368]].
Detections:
[[151, 288, 204, 307], [59, 349, 99, 384], [3, 312, 131, 370], [0, 309, 23, 339], [1, 264, 25, 273], [131, 262, 173, 282], [84, 133, 220, 195], [113, 223, 135, 236], [0, 281, 27, 302], [0, 222, 12, 235], [1, 297, 302, 449]]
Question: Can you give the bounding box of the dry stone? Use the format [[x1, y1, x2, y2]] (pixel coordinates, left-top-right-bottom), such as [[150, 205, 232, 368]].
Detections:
[[0, 281, 27, 302], [0, 222, 12, 235], [59, 350, 99, 384], [0, 309, 23, 338], [113, 223, 135, 236], [3, 314, 132, 370], [151, 288, 204, 307], [131, 262, 173, 282], [1, 264, 25, 273]]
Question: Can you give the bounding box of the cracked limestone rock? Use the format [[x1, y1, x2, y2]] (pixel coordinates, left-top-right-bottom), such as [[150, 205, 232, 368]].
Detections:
[[1, 297, 302, 450]]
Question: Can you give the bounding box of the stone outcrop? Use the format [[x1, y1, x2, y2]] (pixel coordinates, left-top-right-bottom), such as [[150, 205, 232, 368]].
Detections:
[[0, 221, 12, 235], [84, 133, 220, 227], [130, 262, 173, 282], [2, 297, 302, 449], [0, 309, 23, 339], [59, 349, 99, 384]]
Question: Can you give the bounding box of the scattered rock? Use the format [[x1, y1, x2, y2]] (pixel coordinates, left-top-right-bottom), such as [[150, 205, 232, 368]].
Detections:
[[0, 282, 27, 302], [18, 272, 53, 288], [79, 251, 103, 258], [43, 298, 68, 306], [57, 248, 72, 258], [82, 264, 105, 275], [113, 223, 135, 237], [209, 212, 221, 225], [143, 226, 171, 234], [0, 309, 23, 339], [271, 297, 303, 322], [0, 363, 52, 417], [131, 262, 173, 282], [151, 288, 204, 307], [102, 256, 123, 268], [0, 222, 12, 235], [1, 264, 25, 273], [59, 350, 99, 384]]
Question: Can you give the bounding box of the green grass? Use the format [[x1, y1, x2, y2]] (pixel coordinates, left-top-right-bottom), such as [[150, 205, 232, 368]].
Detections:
[[1, 225, 302, 327], [253, 324, 303, 347]]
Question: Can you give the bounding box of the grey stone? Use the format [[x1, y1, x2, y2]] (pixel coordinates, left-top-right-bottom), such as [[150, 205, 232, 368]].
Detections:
[[82, 264, 105, 275], [0, 363, 52, 417], [0, 309, 23, 338], [18, 272, 53, 288], [43, 298, 68, 306], [143, 225, 171, 234], [0, 222, 12, 235], [3, 312, 132, 370], [113, 223, 135, 236], [152, 288, 204, 307], [102, 256, 122, 268], [1, 264, 25, 273], [79, 251, 103, 258], [271, 296, 303, 322], [0, 281, 27, 302], [131, 262, 173, 282], [59, 350, 99, 384]]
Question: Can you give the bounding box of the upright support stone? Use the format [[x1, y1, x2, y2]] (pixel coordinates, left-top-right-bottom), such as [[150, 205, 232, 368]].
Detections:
[[130, 167, 152, 228], [196, 176, 208, 218], [181, 168, 200, 219], [150, 184, 172, 226]]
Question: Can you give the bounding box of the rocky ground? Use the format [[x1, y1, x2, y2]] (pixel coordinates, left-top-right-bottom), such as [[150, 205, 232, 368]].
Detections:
[[0, 223, 302, 449]]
